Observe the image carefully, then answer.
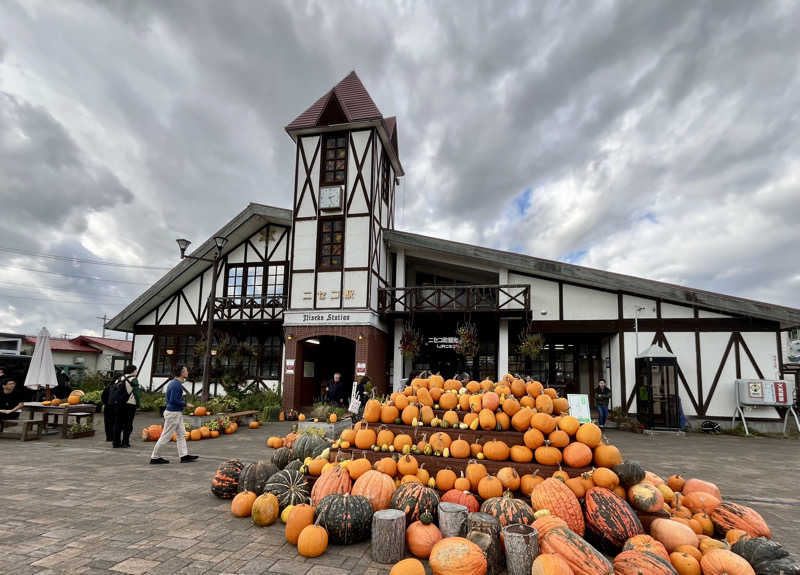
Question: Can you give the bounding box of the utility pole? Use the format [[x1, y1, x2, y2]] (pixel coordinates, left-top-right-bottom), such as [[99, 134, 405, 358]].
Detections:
[[96, 314, 108, 338]]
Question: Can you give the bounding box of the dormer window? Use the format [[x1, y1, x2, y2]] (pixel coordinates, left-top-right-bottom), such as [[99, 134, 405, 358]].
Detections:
[[322, 133, 347, 186]]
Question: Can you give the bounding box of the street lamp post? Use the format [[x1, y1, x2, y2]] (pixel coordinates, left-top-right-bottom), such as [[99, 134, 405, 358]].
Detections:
[[176, 235, 228, 402]]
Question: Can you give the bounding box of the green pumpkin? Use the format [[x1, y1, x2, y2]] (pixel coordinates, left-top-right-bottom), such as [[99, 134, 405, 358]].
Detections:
[[239, 461, 279, 495], [263, 469, 310, 509], [271, 447, 293, 470], [210, 458, 244, 499], [283, 459, 303, 472], [291, 433, 328, 461], [315, 493, 373, 544], [390, 482, 439, 526], [479, 491, 535, 527], [613, 461, 646, 487]]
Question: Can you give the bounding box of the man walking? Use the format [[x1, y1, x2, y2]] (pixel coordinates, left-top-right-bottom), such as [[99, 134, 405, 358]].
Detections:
[[149, 365, 198, 464], [595, 378, 611, 428]]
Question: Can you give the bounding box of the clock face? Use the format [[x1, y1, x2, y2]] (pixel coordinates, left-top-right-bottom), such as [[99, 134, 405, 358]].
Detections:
[[319, 186, 341, 210]]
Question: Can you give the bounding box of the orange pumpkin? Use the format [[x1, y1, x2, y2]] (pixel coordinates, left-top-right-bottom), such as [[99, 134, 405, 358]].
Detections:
[[682, 491, 721, 515], [524, 427, 545, 450], [562, 442, 592, 468], [428, 537, 487, 575], [466, 461, 487, 491], [477, 475, 504, 500], [496, 467, 521, 491], [548, 429, 570, 449], [520, 472, 544, 495], [406, 515, 443, 559], [285, 504, 315, 544], [509, 444, 533, 463], [532, 553, 574, 575], [530, 478, 585, 535], [352, 470, 395, 511], [363, 399, 381, 422], [450, 438, 470, 459], [534, 442, 562, 466], [483, 440, 509, 461], [231, 491, 257, 517], [575, 422, 602, 447], [650, 517, 699, 552], [373, 457, 397, 477], [700, 549, 755, 575], [670, 552, 701, 575], [682, 478, 721, 500]]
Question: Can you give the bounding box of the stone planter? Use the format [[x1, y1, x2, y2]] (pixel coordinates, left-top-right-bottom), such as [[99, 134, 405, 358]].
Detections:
[[297, 417, 353, 439]]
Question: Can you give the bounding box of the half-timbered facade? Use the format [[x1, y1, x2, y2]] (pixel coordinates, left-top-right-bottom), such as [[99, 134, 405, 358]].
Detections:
[[108, 71, 800, 427]]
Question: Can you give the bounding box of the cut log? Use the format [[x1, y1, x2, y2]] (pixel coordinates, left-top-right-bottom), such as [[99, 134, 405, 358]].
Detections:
[[502, 523, 539, 575], [371, 508, 406, 564], [468, 512, 503, 575], [438, 501, 468, 538]]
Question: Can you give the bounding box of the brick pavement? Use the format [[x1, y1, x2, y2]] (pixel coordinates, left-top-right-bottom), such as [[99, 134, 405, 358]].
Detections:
[[0, 411, 796, 574]]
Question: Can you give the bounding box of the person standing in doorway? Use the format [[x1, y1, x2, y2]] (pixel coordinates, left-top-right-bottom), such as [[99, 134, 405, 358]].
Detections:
[[326, 372, 344, 406], [595, 378, 611, 428], [149, 366, 198, 464]]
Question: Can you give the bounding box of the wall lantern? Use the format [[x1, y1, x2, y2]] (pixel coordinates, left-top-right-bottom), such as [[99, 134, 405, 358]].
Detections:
[[210, 349, 217, 356], [358, 334, 364, 341], [286, 335, 293, 341], [165, 349, 174, 356]]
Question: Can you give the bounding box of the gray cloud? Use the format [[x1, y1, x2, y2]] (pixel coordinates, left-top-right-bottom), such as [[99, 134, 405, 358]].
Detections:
[[0, 0, 798, 337]]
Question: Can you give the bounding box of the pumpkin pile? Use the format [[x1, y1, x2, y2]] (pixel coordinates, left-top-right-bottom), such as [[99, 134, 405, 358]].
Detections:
[[141, 414, 254, 442]]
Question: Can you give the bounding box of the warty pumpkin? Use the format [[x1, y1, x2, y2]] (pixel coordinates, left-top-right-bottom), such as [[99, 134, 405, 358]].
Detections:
[[480, 491, 534, 526], [539, 525, 612, 575], [441, 489, 479, 512], [390, 482, 439, 525], [211, 458, 244, 499], [649, 517, 699, 552], [311, 465, 352, 506], [251, 492, 280, 526], [533, 514, 568, 537], [428, 537, 488, 575], [351, 470, 395, 511], [584, 487, 644, 550], [406, 512, 442, 558], [710, 501, 771, 539], [532, 553, 575, 575], [700, 548, 755, 575], [530, 478, 585, 536], [612, 549, 677, 575], [231, 490, 258, 517]]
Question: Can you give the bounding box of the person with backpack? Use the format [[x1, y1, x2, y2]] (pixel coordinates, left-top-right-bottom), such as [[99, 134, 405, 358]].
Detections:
[[101, 380, 113, 442], [149, 365, 197, 464], [109, 364, 138, 448]]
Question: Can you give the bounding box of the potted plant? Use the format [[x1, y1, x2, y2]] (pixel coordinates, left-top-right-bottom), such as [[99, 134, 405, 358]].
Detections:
[[399, 322, 423, 359], [455, 322, 479, 358], [518, 330, 544, 360]]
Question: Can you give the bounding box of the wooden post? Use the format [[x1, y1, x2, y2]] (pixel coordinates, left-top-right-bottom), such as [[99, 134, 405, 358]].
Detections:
[[438, 502, 468, 538], [371, 509, 405, 564], [468, 512, 503, 575], [502, 524, 539, 575]]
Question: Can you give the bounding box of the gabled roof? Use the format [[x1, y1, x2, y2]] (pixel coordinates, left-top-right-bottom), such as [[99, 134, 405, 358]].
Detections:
[[106, 203, 292, 332], [286, 71, 382, 132], [74, 336, 132, 355], [384, 229, 800, 328], [23, 337, 99, 354]]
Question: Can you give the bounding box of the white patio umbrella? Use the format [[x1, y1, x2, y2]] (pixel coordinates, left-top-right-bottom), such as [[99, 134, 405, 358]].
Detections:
[[24, 326, 58, 392]]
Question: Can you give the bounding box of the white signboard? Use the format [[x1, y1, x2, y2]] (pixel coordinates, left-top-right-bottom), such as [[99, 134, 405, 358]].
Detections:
[[283, 310, 386, 331], [567, 394, 592, 424], [356, 362, 367, 377], [285, 359, 295, 375], [737, 379, 792, 407]]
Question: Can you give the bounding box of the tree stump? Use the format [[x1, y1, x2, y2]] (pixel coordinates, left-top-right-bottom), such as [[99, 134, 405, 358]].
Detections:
[[371, 509, 406, 564], [438, 502, 468, 538], [468, 512, 503, 575], [502, 524, 539, 575]]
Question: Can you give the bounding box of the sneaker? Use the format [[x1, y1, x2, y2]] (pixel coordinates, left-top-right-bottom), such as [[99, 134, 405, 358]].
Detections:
[[180, 455, 199, 463], [121, 444, 131, 448], [150, 457, 169, 464]]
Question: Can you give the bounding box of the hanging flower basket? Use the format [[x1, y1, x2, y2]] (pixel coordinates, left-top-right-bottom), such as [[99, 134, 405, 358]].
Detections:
[[399, 322, 423, 359], [518, 331, 544, 360], [455, 322, 479, 358]]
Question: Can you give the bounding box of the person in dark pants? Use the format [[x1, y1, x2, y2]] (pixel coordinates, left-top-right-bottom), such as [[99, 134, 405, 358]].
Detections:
[[326, 372, 344, 406], [109, 365, 137, 448], [0, 379, 24, 420], [101, 381, 114, 442], [595, 378, 611, 427], [354, 375, 371, 419]]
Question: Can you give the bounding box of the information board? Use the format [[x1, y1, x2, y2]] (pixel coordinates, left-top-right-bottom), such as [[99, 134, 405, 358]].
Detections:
[[736, 379, 793, 407], [567, 394, 592, 423]]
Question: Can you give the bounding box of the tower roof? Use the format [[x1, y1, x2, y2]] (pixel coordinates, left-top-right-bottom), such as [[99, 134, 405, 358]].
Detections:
[[286, 71, 383, 132]]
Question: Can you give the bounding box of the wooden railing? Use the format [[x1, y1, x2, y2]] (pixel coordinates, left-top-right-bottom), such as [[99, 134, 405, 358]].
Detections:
[[378, 284, 530, 316], [213, 295, 285, 321]]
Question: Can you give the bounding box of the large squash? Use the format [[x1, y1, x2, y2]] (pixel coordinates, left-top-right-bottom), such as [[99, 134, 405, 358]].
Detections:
[[531, 478, 585, 536], [314, 493, 373, 544], [540, 526, 613, 575], [292, 433, 328, 460], [700, 549, 755, 575], [532, 553, 575, 575], [649, 518, 698, 552], [428, 537, 487, 575], [351, 470, 396, 511], [263, 469, 310, 509], [479, 491, 534, 527], [681, 478, 721, 500], [406, 512, 443, 559], [251, 492, 280, 526], [311, 466, 352, 506], [584, 487, 644, 550], [390, 482, 440, 525], [627, 482, 665, 513], [623, 534, 670, 560], [211, 458, 244, 499], [710, 501, 771, 539], [271, 446, 294, 470], [612, 550, 678, 575], [239, 461, 279, 495]]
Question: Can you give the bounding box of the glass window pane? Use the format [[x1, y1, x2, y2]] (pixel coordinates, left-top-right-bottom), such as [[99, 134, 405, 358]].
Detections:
[[337, 137, 345, 147]]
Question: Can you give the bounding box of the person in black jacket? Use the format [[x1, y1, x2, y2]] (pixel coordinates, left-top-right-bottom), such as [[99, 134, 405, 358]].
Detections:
[[595, 378, 612, 427], [101, 380, 114, 442], [325, 372, 344, 405]]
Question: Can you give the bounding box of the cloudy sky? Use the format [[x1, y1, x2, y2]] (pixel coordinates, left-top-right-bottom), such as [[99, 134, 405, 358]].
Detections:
[[1, 0, 799, 337]]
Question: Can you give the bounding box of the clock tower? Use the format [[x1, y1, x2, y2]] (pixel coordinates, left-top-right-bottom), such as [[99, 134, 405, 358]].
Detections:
[[282, 71, 403, 408]]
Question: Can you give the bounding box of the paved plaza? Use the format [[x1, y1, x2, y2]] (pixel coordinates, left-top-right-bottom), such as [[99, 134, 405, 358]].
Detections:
[[0, 411, 797, 574]]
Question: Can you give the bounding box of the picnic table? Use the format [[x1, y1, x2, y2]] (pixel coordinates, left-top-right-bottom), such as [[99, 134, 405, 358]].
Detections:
[[20, 402, 96, 438]]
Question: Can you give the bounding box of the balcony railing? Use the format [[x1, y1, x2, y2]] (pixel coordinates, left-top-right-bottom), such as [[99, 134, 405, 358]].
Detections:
[[213, 295, 285, 321], [378, 284, 530, 316]]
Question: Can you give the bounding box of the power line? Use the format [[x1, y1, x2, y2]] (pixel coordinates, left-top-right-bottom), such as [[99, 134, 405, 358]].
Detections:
[[0, 292, 127, 305], [1, 266, 152, 285], [0, 280, 133, 298], [0, 246, 172, 270]]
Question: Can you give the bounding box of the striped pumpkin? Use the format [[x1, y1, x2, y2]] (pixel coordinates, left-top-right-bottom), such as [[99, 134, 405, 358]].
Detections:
[[584, 487, 644, 550], [613, 550, 678, 575], [271, 446, 294, 470], [531, 478, 585, 536], [480, 491, 534, 527], [263, 469, 310, 509], [291, 433, 328, 460], [211, 459, 244, 499], [314, 493, 373, 544], [390, 482, 440, 525], [540, 526, 613, 575], [239, 461, 278, 495], [311, 466, 352, 505], [710, 501, 771, 539]]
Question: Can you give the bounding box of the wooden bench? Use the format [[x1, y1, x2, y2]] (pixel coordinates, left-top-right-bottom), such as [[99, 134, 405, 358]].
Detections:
[[227, 410, 259, 424], [0, 418, 45, 441]]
